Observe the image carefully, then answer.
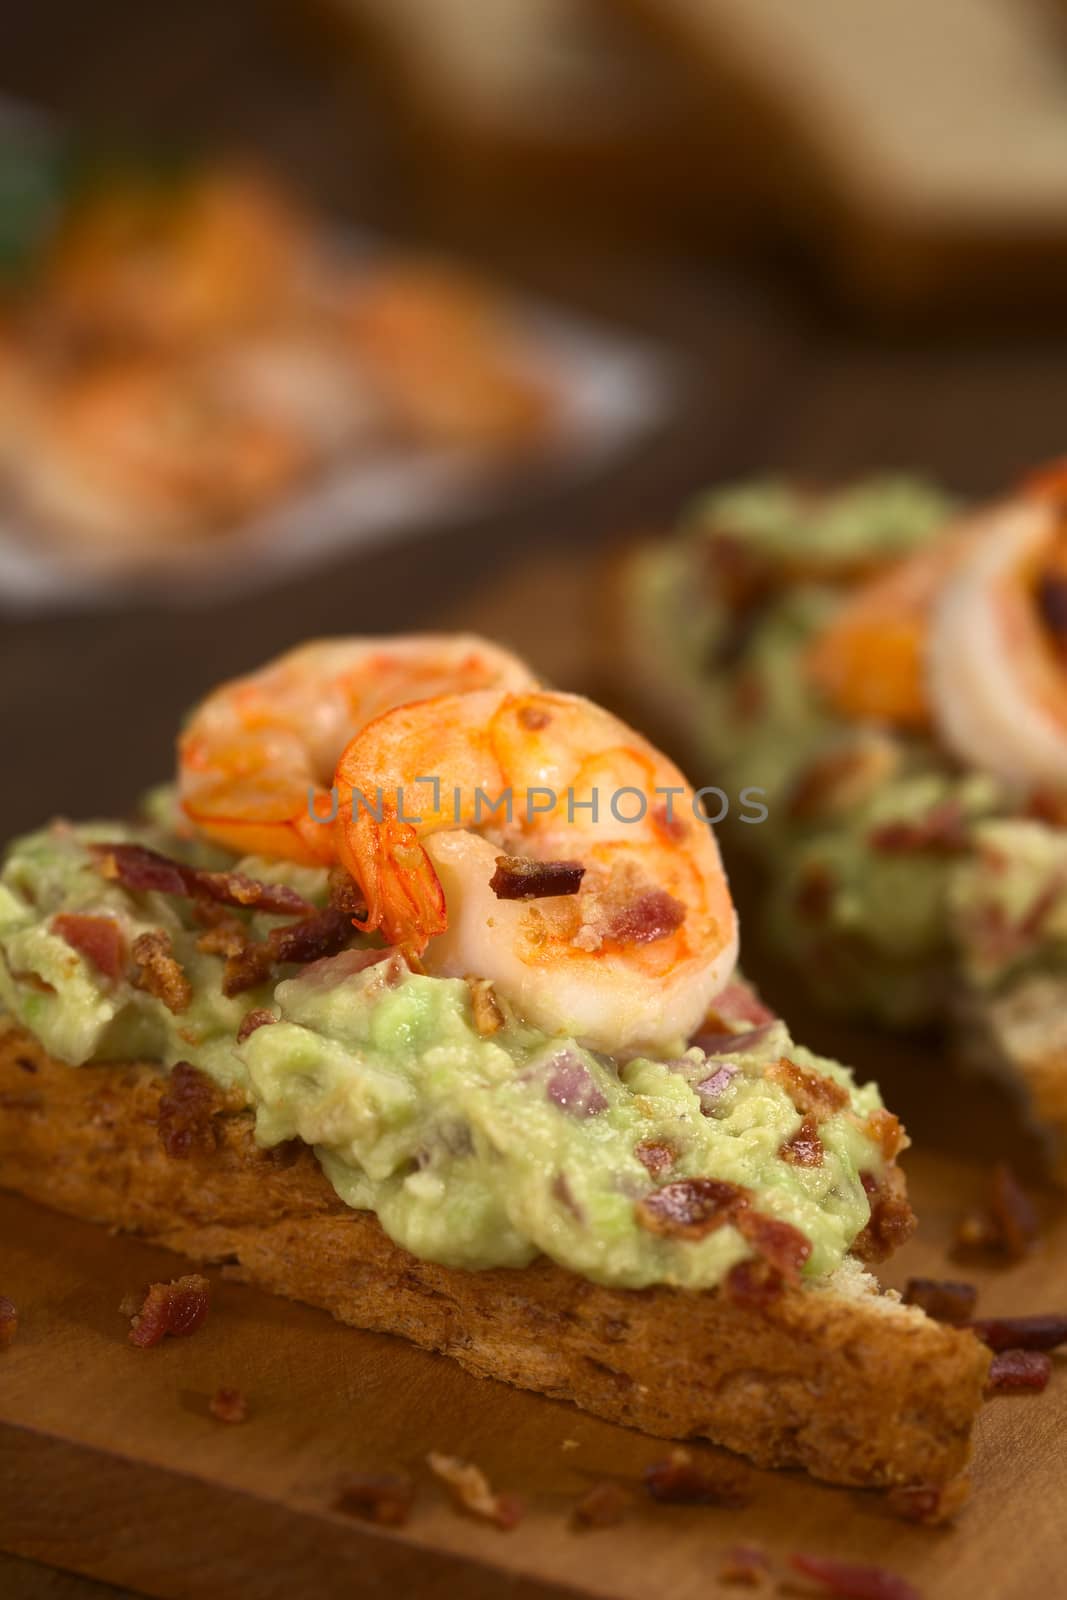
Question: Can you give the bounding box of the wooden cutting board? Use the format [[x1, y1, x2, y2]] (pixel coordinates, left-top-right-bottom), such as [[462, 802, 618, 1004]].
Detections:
[[2, 549, 1066, 1599]]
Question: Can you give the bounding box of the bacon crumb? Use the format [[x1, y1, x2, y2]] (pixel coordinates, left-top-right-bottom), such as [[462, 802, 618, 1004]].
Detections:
[[643, 1447, 749, 1508], [901, 1279, 977, 1325], [236, 1008, 276, 1044], [966, 1313, 1067, 1353], [328, 865, 368, 920], [954, 1162, 1038, 1262], [794, 862, 836, 922], [769, 1056, 849, 1118], [94, 842, 313, 916], [736, 1211, 812, 1279], [868, 799, 968, 856], [468, 977, 505, 1036], [985, 1350, 1052, 1393], [427, 1452, 523, 1529], [52, 913, 125, 979], [570, 1480, 632, 1529], [606, 887, 685, 945], [718, 1543, 771, 1586], [852, 1170, 916, 1263], [886, 1476, 971, 1526], [725, 1258, 786, 1308], [779, 1114, 824, 1167], [635, 1177, 746, 1240], [788, 1552, 921, 1600], [209, 1386, 248, 1424], [126, 1274, 210, 1347], [157, 1062, 218, 1159], [0, 1295, 17, 1348], [130, 930, 192, 1014], [490, 854, 585, 900], [333, 1471, 414, 1527], [634, 1140, 676, 1179]]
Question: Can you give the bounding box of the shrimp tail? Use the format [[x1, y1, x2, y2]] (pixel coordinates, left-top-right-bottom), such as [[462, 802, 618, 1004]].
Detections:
[[351, 815, 447, 955]]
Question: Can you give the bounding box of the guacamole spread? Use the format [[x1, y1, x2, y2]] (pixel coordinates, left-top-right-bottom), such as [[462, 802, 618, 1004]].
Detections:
[[0, 812, 891, 1291], [632, 475, 1067, 1023]]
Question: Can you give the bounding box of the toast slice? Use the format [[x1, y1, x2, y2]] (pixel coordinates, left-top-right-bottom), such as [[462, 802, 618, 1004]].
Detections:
[[0, 1020, 989, 1491]]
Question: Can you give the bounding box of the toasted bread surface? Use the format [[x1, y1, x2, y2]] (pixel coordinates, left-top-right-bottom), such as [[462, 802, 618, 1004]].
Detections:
[[0, 1022, 989, 1488]]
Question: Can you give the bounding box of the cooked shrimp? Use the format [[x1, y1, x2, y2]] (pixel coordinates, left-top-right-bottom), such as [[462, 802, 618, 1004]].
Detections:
[[38, 167, 317, 352], [335, 688, 739, 1054], [342, 263, 555, 451], [806, 526, 971, 728], [929, 491, 1067, 788], [179, 636, 538, 865], [7, 356, 311, 553]]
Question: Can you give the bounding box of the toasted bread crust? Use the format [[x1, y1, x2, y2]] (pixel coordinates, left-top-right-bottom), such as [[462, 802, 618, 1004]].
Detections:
[[0, 1023, 989, 1488]]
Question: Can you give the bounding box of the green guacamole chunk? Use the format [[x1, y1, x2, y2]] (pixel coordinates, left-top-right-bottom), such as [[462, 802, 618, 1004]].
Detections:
[[0, 814, 892, 1291]]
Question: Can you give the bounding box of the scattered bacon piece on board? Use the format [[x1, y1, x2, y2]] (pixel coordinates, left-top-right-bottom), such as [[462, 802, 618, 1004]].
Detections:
[[333, 1472, 414, 1527], [0, 1296, 17, 1349], [643, 1447, 749, 1508], [788, 1551, 922, 1600], [967, 1313, 1067, 1352], [718, 1543, 771, 1586], [955, 1163, 1039, 1262], [427, 1452, 523, 1529], [126, 1274, 210, 1348], [901, 1279, 977, 1325], [570, 1480, 632, 1529], [985, 1350, 1052, 1393], [209, 1386, 248, 1424], [52, 913, 125, 979], [886, 1477, 971, 1525]]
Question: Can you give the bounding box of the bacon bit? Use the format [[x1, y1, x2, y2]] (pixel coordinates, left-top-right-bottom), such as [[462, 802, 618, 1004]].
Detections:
[[636, 1177, 746, 1241], [769, 1057, 849, 1118], [736, 1211, 812, 1278], [643, 1447, 749, 1508], [236, 1008, 276, 1044], [0, 1295, 17, 1348], [127, 1274, 210, 1347], [779, 1114, 824, 1167], [724, 1258, 786, 1308], [787, 746, 889, 822], [328, 865, 369, 920], [985, 1349, 1052, 1393], [901, 1278, 977, 1325], [220, 938, 274, 997], [868, 799, 969, 855], [94, 842, 312, 917], [157, 1062, 218, 1159], [718, 1543, 771, 1586], [863, 1109, 906, 1163], [195, 918, 248, 959], [794, 862, 835, 922], [853, 1170, 916, 1263], [271, 906, 355, 966], [954, 1162, 1039, 1262], [426, 1452, 523, 1529], [701, 979, 776, 1031], [130, 930, 192, 1014], [634, 1140, 676, 1179], [967, 1313, 1067, 1353], [209, 1386, 248, 1424], [490, 854, 585, 901], [468, 977, 505, 1036], [52, 913, 125, 979], [606, 887, 685, 946], [788, 1552, 921, 1600], [333, 1471, 414, 1527], [570, 1480, 632, 1529], [887, 1477, 971, 1526]]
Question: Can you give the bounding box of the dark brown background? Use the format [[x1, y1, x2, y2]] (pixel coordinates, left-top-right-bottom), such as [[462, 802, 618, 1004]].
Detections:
[[3, 4, 1067, 1594]]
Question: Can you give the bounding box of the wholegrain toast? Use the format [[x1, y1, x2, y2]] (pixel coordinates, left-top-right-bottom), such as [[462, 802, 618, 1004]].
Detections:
[[0, 1020, 990, 1491]]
